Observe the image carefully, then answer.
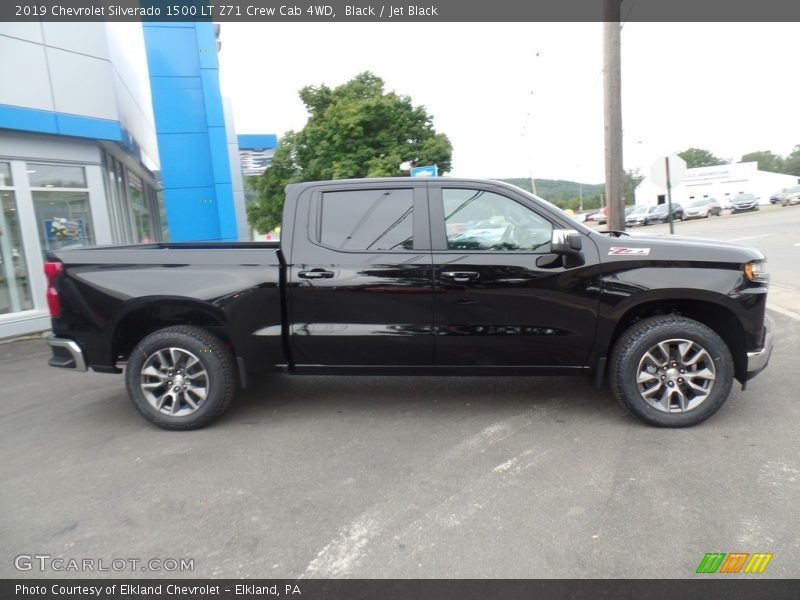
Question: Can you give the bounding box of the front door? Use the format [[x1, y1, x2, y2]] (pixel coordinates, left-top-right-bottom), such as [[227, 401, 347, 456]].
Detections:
[[429, 184, 599, 368]]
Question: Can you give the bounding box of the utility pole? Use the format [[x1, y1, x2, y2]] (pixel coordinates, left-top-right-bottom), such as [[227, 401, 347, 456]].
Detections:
[[603, 0, 625, 231]]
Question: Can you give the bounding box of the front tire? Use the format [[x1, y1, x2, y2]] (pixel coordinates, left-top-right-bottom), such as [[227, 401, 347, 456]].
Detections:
[[609, 316, 734, 427], [125, 326, 236, 430]]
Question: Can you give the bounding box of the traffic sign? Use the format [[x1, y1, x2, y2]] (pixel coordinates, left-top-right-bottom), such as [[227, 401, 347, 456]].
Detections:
[[651, 155, 687, 189], [410, 165, 438, 178]]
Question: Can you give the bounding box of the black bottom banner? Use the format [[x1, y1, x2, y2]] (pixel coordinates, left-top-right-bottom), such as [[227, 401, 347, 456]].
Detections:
[[3, 579, 800, 600]]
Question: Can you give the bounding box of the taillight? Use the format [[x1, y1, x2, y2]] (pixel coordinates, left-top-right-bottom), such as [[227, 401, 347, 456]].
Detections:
[[44, 261, 63, 318]]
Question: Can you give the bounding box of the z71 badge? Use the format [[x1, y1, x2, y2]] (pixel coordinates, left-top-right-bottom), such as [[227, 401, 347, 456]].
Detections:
[[609, 247, 651, 256]]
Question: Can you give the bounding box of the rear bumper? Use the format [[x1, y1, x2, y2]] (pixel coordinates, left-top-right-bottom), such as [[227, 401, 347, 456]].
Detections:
[[48, 336, 87, 372], [746, 316, 773, 380]]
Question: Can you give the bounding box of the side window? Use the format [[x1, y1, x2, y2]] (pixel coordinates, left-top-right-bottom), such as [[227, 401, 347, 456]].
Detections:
[[443, 188, 553, 252], [319, 188, 414, 251]]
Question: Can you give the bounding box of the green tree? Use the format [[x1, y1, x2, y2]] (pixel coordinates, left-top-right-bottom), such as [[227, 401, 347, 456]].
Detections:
[[740, 150, 784, 173], [623, 168, 644, 205], [782, 145, 800, 176], [247, 72, 453, 232], [677, 148, 727, 168]]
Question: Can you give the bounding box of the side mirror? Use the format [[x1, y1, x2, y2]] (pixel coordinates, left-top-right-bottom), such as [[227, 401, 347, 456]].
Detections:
[[551, 229, 582, 254]]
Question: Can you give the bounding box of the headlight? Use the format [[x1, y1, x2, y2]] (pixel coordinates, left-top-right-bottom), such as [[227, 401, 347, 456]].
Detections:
[[743, 260, 768, 282]]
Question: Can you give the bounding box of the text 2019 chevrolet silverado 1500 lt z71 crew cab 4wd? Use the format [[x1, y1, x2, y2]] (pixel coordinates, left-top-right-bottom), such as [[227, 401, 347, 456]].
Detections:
[[45, 178, 773, 429]]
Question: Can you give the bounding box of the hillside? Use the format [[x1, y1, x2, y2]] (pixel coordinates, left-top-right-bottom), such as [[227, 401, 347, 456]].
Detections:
[[498, 178, 604, 202]]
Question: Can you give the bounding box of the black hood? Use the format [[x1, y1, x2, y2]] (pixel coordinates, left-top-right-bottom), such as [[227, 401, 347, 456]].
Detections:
[[591, 231, 765, 264]]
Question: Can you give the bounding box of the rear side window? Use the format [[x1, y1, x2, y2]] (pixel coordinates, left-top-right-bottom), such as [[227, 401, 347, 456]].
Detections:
[[319, 188, 414, 251]]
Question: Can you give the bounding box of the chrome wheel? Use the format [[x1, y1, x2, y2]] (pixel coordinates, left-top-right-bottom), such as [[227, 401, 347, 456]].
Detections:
[[140, 347, 208, 416], [636, 338, 716, 413]]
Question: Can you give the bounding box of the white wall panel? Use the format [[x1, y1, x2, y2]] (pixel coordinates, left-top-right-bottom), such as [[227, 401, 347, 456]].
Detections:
[[110, 70, 159, 170], [0, 36, 53, 111], [0, 23, 43, 43], [104, 23, 159, 169], [46, 48, 118, 121], [42, 22, 109, 60], [0, 132, 101, 164]]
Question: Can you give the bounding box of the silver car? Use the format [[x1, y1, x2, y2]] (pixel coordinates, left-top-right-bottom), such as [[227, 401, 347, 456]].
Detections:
[[625, 204, 659, 227], [780, 185, 800, 206], [731, 193, 760, 213]]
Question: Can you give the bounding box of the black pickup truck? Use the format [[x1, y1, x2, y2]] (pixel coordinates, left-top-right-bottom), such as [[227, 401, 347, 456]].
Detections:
[[45, 178, 773, 429]]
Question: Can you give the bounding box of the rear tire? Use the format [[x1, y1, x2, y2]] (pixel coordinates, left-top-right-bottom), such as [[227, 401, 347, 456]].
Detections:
[[609, 316, 734, 427], [125, 326, 236, 430]]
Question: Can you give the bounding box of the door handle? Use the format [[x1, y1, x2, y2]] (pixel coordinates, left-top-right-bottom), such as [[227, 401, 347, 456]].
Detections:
[[440, 271, 479, 283], [298, 269, 334, 279]]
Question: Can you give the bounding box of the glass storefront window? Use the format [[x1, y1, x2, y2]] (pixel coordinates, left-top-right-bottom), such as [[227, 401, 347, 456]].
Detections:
[[128, 172, 153, 243], [28, 163, 95, 253], [27, 163, 87, 188], [32, 191, 95, 252], [157, 190, 168, 242], [0, 163, 12, 187], [0, 184, 34, 314]]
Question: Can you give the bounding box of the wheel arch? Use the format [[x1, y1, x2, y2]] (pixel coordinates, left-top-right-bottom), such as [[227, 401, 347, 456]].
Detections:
[[110, 297, 236, 365], [604, 298, 747, 383]]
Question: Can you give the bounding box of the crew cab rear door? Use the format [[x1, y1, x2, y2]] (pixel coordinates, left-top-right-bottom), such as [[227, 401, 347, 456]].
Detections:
[[428, 182, 600, 368], [287, 180, 434, 367]]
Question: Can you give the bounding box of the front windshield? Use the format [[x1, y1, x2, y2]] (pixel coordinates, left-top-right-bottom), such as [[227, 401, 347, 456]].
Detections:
[[651, 204, 667, 213], [689, 199, 708, 207], [630, 206, 648, 215]]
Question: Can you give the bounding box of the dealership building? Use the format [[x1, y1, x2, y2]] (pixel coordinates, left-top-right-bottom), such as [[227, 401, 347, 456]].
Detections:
[[0, 22, 252, 339], [635, 161, 799, 207]]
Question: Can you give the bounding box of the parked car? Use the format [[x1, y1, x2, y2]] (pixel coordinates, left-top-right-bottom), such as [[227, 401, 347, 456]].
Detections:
[[770, 190, 785, 204], [684, 198, 722, 220], [731, 193, 760, 213], [625, 204, 660, 227], [645, 202, 685, 225], [586, 207, 608, 225], [780, 185, 800, 207], [45, 177, 773, 429]]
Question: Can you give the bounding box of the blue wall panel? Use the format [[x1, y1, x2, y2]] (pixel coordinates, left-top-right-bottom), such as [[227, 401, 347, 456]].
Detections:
[[195, 23, 220, 69], [143, 27, 201, 77], [207, 126, 231, 184], [199, 69, 225, 127], [144, 22, 239, 242], [149, 77, 207, 134], [156, 133, 215, 189], [237, 134, 278, 150], [0, 104, 58, 135], [0, 104, 123, 142], [214, 182, 238, 241], [162, 186, 220, 241], [56, 113, 123, 141]]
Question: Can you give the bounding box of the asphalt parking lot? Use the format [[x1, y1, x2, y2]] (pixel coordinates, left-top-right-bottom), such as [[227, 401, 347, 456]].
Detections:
[[1, 205, 799, 579]]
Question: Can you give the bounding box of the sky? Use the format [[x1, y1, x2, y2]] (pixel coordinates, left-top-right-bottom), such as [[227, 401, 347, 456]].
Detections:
[[218, 22, 800, 184]]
